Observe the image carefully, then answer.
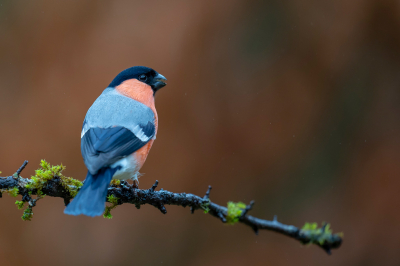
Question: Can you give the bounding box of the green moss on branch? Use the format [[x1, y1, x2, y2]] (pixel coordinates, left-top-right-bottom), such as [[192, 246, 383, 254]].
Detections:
[[226, 201, 247, 224], [103, 194, 119, 219]]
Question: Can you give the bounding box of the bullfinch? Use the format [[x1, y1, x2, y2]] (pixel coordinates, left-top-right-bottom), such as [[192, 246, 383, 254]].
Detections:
[[64, 66, 167, 217]]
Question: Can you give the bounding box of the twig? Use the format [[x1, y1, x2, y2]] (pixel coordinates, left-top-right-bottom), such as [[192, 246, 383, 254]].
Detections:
[[241, 200, 255, 217], [149, 180, 158, 192], [204, 185, 212, 200], [14, 160, 28, 177], [0, 160, 343, 254]]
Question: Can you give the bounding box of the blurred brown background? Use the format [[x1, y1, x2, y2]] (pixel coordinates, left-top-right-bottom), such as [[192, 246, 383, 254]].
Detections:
[[0, 0, 399, 265]]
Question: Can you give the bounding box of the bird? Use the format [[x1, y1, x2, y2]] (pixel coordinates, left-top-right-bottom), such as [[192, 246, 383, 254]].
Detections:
[[64, 66, 167, 217]]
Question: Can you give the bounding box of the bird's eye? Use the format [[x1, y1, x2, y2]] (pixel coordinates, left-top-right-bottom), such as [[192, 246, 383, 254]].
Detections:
[[138, 74, 147, 82]]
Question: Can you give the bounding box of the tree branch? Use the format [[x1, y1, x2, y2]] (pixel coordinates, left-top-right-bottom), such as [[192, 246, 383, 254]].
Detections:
[[0, 160, 342, 254]]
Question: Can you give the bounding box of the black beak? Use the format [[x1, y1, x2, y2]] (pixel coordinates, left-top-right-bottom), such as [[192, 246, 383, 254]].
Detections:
[[152, 73, 167, 91]]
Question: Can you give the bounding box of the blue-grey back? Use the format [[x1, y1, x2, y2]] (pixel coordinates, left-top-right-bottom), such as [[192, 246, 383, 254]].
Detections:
[[82, 88, 155, 138]]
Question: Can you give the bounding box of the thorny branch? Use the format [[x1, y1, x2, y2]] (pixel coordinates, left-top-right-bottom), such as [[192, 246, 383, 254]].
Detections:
[[0, 161, 342, 254]]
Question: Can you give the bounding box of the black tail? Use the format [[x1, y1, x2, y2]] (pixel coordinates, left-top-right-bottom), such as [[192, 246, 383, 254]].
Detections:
[[64, 167, 117, 217]]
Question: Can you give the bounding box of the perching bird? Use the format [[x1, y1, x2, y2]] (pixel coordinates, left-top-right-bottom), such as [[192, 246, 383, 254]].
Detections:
[[64, 66, 167, 217]]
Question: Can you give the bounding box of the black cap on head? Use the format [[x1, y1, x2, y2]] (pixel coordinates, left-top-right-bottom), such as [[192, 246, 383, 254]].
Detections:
[[109, 66, 167, 93]]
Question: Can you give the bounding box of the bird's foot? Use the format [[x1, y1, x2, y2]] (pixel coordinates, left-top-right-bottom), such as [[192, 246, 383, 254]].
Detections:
[[120, 180, 131, 190], [132, 179, 139, 189]]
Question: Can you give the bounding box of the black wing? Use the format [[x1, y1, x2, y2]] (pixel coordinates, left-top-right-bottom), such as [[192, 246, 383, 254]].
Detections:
[[81, 123, 155, 175]]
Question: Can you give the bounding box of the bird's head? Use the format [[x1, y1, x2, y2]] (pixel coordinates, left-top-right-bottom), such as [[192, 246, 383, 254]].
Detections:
[[109, 66, 167, 95]]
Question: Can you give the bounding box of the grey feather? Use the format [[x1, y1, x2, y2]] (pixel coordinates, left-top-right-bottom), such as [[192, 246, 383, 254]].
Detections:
[[81, 88, 155, 139]]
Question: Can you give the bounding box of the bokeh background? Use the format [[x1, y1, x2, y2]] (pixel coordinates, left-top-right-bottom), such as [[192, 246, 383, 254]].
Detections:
[[0, 1, 399, 265]]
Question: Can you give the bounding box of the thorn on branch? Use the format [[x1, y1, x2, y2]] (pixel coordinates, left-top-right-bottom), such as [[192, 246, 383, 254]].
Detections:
[[14, 160, 28, 178], [190, 206, 195, 214], [317, 241, 332, 255], [252, 226, 259, 235], [241, 200, 255, 217], [64, 198, 71, 206], [203, 185, 212, 200], [323, 247, 331, 255], [273, 215, 278, 222], [149, 180, 158, 192], [217, 212, 226, 223], [158, 204, 167, 214]]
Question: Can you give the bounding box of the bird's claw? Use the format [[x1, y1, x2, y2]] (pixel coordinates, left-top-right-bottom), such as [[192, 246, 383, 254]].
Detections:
[[132, 179, 139, 189], [120, 180, 131, 190]]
